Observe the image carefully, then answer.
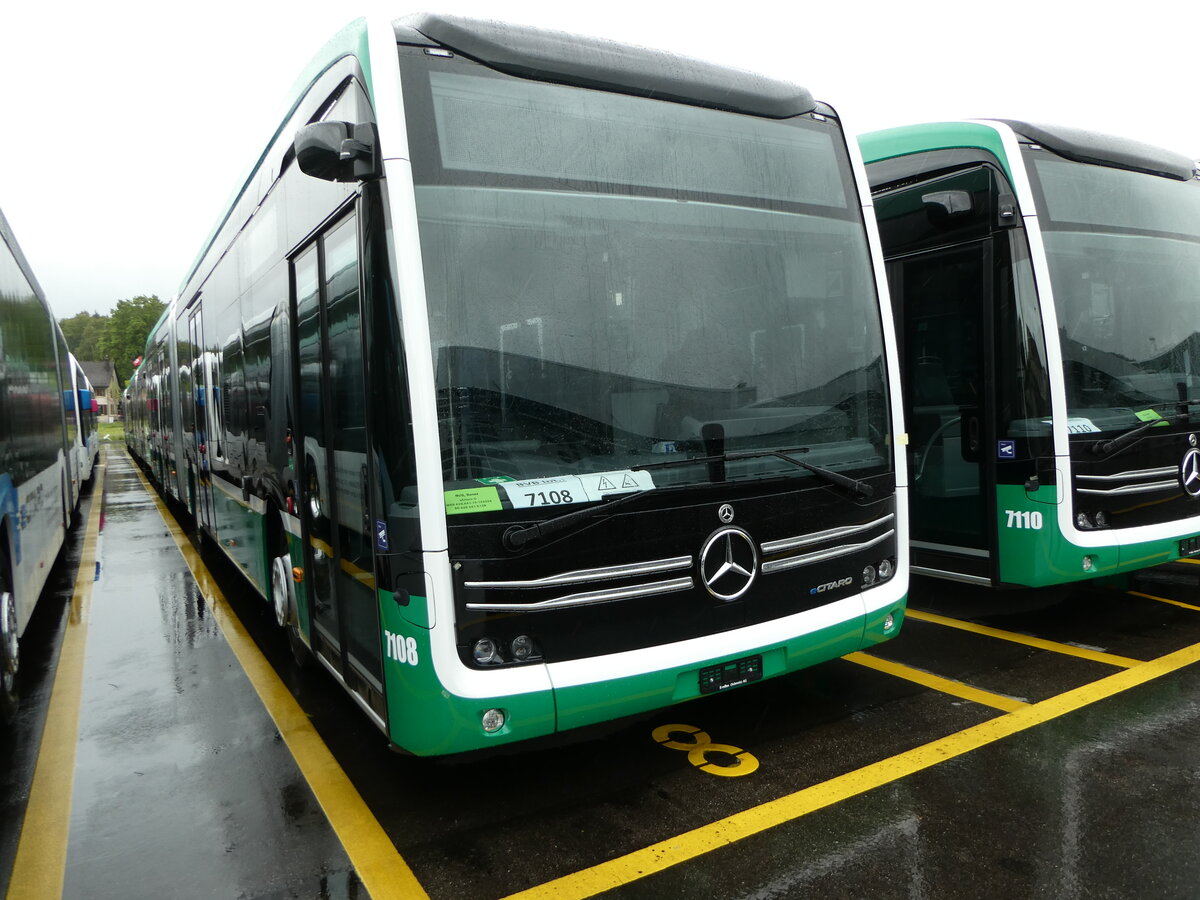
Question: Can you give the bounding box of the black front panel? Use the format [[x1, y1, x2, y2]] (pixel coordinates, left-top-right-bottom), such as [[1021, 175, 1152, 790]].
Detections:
[[451, 475, 898, 666], [1072, 431, 1200, 530]]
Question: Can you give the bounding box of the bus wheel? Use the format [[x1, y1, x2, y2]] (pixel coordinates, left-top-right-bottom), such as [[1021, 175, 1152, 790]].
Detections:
[[270, 553, 293, 630], [271, 550, 311, 669], [0, 570, 18, 723]]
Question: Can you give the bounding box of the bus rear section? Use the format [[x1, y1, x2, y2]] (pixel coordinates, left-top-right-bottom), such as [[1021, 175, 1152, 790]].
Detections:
[[862, 120, 1200, 588]]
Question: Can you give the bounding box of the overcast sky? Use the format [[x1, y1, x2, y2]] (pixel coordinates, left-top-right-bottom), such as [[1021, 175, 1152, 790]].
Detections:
[[2, 1, 1196, 319]]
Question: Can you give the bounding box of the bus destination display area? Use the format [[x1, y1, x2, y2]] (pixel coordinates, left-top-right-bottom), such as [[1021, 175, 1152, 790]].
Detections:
[[6, 447, 1200, 899]]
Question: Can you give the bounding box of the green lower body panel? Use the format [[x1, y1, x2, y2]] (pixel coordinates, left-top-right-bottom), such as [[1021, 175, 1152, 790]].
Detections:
[[379, 592, 907, 757], [997, 484, 1196, 587], [209, 484, 268, 595]]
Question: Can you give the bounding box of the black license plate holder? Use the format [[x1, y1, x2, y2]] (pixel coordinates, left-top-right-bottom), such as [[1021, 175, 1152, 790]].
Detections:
[[699, 654, 763, 695]]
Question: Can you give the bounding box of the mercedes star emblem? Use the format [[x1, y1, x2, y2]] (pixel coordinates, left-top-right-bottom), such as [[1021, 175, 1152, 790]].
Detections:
[[718, 504, 735, 524], [1182, 448, 1200, 498], [699, 527, 758, 601]]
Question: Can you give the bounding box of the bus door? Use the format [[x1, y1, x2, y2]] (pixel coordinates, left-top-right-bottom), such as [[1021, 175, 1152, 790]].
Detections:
[[883, 169, 999, 579], [188, 305, 215, 533], [291, 210, 383, 714]]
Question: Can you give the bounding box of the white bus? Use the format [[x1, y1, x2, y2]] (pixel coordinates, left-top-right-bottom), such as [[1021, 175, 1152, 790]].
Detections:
[[0, 206, 84, 721]]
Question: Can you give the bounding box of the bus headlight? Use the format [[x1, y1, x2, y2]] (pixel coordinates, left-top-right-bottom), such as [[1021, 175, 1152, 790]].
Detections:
[[473, 638, 502, 666], [862, 565, 877, 586], [510, 634, 537, 662], [1077, 512, 1093, 530], [878, 558, 895, 581], [1095, 511, 1109, 528]]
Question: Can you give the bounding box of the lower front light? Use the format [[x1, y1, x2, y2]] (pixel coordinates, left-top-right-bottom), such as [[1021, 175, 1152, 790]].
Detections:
[[473, 638, 502, 666], [481, 708, 506, 733]]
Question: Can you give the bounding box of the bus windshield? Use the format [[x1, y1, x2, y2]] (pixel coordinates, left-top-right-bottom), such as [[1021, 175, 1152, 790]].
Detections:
[[1030, 151, 1200, 433], [400, 56, 891, 499]]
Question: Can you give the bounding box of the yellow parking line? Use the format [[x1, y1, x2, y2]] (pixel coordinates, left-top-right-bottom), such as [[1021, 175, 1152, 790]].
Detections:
[[1176, 557, 1200, 566], [502, 639, 1200, 900], [129, 453, 428, 900], [904, 608, 1142, 668], [1128, 590, 1200, 612], [7, 454, 106, 900], [843, 651, 1028, 712]]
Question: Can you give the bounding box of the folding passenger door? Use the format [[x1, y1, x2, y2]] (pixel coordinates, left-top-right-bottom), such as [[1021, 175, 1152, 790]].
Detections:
[[878, 165, 1001, 581], [188, 303, 216, 533], [290, 209, 384, 716]]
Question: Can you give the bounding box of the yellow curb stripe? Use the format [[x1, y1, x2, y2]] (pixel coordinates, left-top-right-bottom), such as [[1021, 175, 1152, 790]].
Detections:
[[129, 452, 428, 900], [1128, 590, 1200, 612], [1176, 557, 1200, 565], [7, 453, 106, 900], [843, 651, 1028, 712], [501, 640, 1200, 900], [904, 608, 1142, 668]]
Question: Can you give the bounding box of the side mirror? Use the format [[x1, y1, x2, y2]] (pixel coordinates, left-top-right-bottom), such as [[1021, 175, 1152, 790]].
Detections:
[[295, 120, 381, 183]]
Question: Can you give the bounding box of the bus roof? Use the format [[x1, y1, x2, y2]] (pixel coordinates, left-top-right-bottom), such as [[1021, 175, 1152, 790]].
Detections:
[[398, 13, 816, 119], [177, 18, 372, 300], [179, 15, 826, 304], [860, 119, 1197, 182], [996, 119, 1196, 181]]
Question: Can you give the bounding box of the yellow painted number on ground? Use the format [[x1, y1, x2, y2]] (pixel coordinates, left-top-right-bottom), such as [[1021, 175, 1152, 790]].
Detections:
[[652, 723, 760, 777]]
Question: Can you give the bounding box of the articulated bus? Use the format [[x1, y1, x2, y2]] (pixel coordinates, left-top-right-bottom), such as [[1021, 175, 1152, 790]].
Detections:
[[0, 206, 88, 721], [860, 120, 1200, 588], [128, 14, 908, 755]]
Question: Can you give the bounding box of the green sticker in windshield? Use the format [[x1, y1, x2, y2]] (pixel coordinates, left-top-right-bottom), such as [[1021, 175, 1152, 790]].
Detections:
[[1135, 409, 1170, 427], [444, 487, 503, 515]]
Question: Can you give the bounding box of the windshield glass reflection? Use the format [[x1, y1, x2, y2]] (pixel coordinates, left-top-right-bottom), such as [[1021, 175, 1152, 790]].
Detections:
[[403, 59, 891, 495], [1033, 153, 1200, 433]]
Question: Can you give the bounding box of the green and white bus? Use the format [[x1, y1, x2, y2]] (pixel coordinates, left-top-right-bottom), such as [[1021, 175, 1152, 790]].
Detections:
[[861, 120, 1200, 588], [128, 14, 908, 755]]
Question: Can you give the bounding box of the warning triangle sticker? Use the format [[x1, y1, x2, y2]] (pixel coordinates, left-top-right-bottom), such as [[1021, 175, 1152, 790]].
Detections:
[[596, 476, 617, 491], [621, 474, 640, 488]]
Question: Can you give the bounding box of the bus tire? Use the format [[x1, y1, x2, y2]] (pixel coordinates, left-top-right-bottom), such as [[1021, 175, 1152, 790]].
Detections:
[[0, 562, 19, 724], [270, 543, 311, 669], [270, 552, 293, 630]]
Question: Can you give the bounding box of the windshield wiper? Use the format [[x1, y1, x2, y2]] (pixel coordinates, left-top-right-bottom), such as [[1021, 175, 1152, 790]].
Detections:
[[502, 487, 652, 552], [502, 448, 874, 553], [1090, 414, 1182, 458], [633, 446, 874, 498]]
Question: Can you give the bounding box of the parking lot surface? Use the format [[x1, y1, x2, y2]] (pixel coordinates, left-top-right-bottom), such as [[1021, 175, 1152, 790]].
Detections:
[[5, 447, 1200, 899]]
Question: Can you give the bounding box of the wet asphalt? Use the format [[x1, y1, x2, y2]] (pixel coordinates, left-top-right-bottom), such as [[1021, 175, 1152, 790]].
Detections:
[[5, 446, 1200, 899]]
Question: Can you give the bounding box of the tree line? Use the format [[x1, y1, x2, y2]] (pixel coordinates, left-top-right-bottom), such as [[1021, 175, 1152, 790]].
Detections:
[[59, 294, 166, 388]]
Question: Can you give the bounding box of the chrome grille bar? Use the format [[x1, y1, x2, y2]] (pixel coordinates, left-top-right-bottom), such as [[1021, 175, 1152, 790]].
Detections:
[[761, 529, 896, 575], [465, 577, 694, 612], [464, 555, 692, 591], [1077, 481, 1178, 497], [1076, 466, 1176, 483], [761, 513, 895, 555]]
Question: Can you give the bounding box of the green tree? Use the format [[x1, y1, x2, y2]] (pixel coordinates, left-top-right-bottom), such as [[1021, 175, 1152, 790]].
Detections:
[[99, 295, 166, 386], [60, 311, 110, 360]]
